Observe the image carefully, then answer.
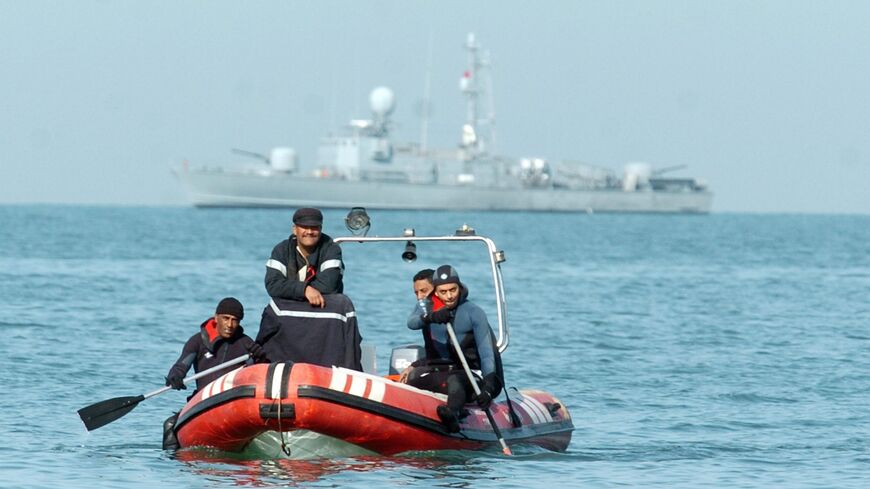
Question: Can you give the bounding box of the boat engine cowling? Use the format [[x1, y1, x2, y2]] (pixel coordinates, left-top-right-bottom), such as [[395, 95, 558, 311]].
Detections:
[[389, 344, 426, 375]]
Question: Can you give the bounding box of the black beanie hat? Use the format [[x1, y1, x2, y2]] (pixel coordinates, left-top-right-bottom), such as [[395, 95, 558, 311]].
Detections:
[[432, 265, 461, 287], [215, 297, 244, 320]]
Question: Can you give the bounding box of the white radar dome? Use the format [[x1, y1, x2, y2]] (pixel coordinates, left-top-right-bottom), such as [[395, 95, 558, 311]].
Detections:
[[369, 87, 396, 116]]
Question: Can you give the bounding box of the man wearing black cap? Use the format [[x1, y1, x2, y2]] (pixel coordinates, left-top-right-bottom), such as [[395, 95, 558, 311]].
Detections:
[[162, 297, 268, 450], [164, 297, 268, 393], [416, 264, 505, 433], [259, 207, 360, 369], [264, 207, 344, 308]]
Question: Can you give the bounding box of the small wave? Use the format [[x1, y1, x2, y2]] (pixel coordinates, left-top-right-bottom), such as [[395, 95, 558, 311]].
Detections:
[[592, 342, 637, 351], [575, 441, 751, 462], [666, 421, 737, 433], [718, 392, 799, 404]]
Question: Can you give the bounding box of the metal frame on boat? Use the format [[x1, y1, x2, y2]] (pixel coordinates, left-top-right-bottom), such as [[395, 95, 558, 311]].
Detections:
[[334, 229, 510, 353]]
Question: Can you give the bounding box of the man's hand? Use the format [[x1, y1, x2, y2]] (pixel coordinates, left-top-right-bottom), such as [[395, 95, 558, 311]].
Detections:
[[165, 373, 186, 390], [475, 390, 492, 409], [475, 372, 499, 409], [305, 285, 325, 308], [398, 366, 412, 383], [247, 342, 269, 363], [429, 308, 452, 324]]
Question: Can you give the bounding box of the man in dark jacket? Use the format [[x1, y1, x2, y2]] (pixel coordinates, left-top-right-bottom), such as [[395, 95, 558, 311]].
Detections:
[[417, 265, 505, 433], [264, 207, 344, 308], [164, 297, 267, 392], [162, 297, 267, 450], [260, 207, 359, 368], [257, 294, 362, 371]]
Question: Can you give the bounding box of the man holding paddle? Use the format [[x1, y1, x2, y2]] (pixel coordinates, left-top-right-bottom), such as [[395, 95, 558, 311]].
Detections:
[[418, 265, 504, 433], [160, 297, 268, 450], [76, 298, 270, 446], [164, 297, 268, 392]]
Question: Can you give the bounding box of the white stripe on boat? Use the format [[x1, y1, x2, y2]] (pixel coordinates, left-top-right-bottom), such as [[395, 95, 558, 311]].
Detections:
[[348, 374, 367, 397], [515, 399, 544, 424], [524, 396, 554, 423], [368, 377, 386, 402], [329, 366, 446, 402], [329, 368, 349, 391], [221, 367, 238, 392], [201, 366, 244, 401], [201, 380, 214, 401], [271, 363, 286, 399]]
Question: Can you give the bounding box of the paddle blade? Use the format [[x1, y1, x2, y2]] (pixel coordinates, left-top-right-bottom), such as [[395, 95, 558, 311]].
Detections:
[[78, 395, 145, 431]]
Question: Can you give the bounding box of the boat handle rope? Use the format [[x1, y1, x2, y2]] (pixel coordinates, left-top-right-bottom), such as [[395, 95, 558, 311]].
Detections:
[[276, 396, 291, 456], [502, 387, 523, 428]]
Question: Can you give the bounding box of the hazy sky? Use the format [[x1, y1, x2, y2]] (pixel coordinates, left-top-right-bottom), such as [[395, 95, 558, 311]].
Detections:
[[2, 1, 869, 213]]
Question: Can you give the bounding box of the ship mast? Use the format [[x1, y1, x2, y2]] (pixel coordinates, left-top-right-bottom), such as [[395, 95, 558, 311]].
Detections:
[[459, 33, 492, 161], [420, 31, 434, 153]]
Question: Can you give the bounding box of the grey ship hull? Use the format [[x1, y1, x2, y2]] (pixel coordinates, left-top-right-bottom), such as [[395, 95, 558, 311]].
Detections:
[[175, 169, 713, 213]]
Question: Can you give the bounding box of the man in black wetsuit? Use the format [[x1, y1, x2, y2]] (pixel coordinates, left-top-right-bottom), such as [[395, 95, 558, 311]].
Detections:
[[411, 265, 505, 432], [161, 297, 268, 449], [164, 297, 267, 392]]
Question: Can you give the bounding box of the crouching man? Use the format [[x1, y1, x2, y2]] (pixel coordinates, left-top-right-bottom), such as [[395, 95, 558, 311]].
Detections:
[[409, 265, 504, 433]]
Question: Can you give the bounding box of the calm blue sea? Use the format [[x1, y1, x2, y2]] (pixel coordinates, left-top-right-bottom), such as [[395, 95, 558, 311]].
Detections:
[[1, 206, 869, 488]]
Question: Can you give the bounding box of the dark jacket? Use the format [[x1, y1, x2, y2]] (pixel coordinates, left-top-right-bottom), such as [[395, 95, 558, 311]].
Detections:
[[257, 294, 362, 371], [166, 318, 259, 391], [264, 233, 344, 300]]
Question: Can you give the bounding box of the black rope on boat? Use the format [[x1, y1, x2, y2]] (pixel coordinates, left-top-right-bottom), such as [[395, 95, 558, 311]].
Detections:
[[276, 397, 291, 456], [503, 387, 523, 428]]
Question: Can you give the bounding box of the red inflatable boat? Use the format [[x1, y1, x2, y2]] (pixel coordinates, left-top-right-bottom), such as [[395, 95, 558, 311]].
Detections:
[[173, 219, 574, 455], [175, 361, 573, 455]]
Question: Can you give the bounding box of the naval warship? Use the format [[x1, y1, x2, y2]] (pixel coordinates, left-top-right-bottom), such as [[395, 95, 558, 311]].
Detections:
[[174, 34, 712, 213]]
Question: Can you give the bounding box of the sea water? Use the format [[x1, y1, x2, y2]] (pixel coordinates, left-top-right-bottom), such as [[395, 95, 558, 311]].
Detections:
[[1, 206, 869, 488]]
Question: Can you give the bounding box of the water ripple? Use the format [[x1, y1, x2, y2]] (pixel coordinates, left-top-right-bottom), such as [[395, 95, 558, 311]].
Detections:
[[3, 208, 870, 488]]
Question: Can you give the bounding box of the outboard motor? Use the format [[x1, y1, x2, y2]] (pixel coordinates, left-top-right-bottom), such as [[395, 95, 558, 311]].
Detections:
[[389, 344, 426, 375]]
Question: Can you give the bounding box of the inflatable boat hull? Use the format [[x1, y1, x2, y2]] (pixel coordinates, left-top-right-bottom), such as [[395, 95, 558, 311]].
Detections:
[[175, 362, 573, 455]]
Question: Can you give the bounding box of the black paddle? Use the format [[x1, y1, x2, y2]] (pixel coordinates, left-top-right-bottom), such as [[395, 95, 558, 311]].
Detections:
[[77, 353, 251, 431], [445, 322, 512, 455]]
